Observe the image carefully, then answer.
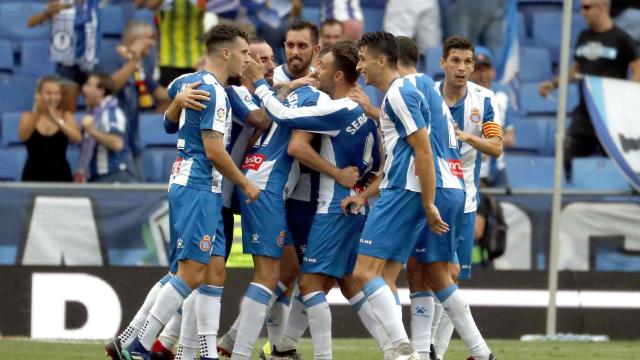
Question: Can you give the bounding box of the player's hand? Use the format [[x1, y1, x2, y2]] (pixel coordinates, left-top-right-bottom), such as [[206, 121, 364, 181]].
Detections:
[[176, 81, 209, 110], [32, 94, 45, 114], [335, 166, 359, 188], [424, 204, 449, 235], [538, 80, 555, 98], [454, 123, 470, 142], [244, 53, 265, 85], [340, 194, 365, 215], [347, 86, 371, 109], [291, 72, 319, 89], [240, 180, 260, 203]]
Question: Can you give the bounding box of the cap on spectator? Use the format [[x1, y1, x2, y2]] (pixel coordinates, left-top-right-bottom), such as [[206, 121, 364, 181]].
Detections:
[[474, 46, 494, 67]]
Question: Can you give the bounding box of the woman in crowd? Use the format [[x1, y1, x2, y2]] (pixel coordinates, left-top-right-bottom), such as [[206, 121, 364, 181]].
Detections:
[[18, 75, 82, 182]]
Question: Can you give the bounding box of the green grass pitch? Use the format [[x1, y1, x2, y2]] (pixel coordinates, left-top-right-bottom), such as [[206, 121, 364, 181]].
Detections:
[[1, 338, 639, 360]]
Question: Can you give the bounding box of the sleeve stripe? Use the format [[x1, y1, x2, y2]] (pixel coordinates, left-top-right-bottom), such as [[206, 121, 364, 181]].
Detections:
[[256, 83, 350, 120], [387, 85, 419, 135]]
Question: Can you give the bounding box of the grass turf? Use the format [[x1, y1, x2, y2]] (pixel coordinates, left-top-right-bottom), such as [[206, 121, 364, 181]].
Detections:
[[1, 338, 639, 359]]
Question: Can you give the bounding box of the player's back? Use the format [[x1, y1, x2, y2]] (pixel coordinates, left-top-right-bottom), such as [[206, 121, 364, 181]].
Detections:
[[317, 101, 381, 213], [168, 70, 231, 193], [406, 73, 464, 190], [243, 85, 329, 198]]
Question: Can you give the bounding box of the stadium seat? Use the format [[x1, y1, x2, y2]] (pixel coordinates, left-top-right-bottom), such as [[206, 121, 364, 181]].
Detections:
[[0, 75, 37, 113], [505, 154, 556, 188], [519, 82, 578, 115], [0, 146, 26, 181], [0, 39, 14, 72], [362, 7, 384, 34], [302, 6, 321, 25], [571, 157, 631, 190], [141, 147, 176, 183], [96, 38, 122, 75], [138, 113, 178, 148], [100, 4, 126, 37], [532, 10, 588, 62], [517, 12, 528, 43], [519, 46, 552, 82], [1, 111, 23, 147], [0, 2, 49, 41], [133, 9, 155, 26], [424, 47, 443, 79], [19, 40, 55, 76], [511, 117, 548, 154]]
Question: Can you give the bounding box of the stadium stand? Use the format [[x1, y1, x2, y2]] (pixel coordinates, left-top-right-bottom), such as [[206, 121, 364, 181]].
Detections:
[[19, 39, 55, 77], [571, 157, 631, 190], [0, 39, 14, 72], [0, 2, 48, 42], [0, 146, 26, 180]]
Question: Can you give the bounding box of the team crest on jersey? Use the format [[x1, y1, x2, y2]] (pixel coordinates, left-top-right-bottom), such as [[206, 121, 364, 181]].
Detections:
[[447, 159, 464, 178], [244, 94, 253, 103], [199, 235, 212, 252], [469, 108, 481, 124], [276, 231, 286, 247]]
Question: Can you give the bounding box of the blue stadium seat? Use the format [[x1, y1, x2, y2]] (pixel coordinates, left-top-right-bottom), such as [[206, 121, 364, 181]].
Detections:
[[0, 39, 14, 72], [96, 38, 122, 75], [141, 147, 176, 183], [362, 7, 384, 34], [424, 47, 443, 79], [571, 157, 631, 190], [0, 2, 49, 41], [0, 74, 37, 112], [0, 146, 26, 181], [519, 82, 578, 115], [532, 10, 588, 62], [302, 6, 321, 25], [511, 117, 548, 154], [138, 113, 177, 148], [19, 39, 55, 76], [100, 4, 126, 37], [519, 46, 551, 82], [133, 9, 155, 26], [505, 154, 556, 188], [1, 111, 23, 147]]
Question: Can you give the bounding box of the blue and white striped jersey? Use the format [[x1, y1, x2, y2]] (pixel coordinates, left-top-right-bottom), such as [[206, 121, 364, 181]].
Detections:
[[377, 77, 428, 192], [273, 64, 294, 85], [165, 70, 232, 193], [89, 97, 130, 178], [222, 85, 260, 208], [242, 84, 330, 198], [405, 73, 465, 191], [254, 79, 382, 214], [436, 80, 500, 212]]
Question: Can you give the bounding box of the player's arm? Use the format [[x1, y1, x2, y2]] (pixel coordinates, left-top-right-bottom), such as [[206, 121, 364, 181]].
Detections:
[[348, 86, 380, 122], [630, 58, 640, 82], [273, 73, 319, 100], [456, 95, 504, 157], [227, 86, 271, 130], [201, 130, 260, 202], [164, 81, 210, 133], [288, 131, 359, 188]]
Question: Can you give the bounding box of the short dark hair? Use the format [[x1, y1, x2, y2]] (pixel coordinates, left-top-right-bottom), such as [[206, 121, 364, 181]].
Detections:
[[442, 35, 474, 59], [396, 36, 419, 68], [90, 73, 115, 96], [205, 24, 249, 55], [358, 31, 398, 68], [287, 19, 320, 45], [249, 36, 267, 45], [320, 19, 342, 34], [330, 40, 360, 84]]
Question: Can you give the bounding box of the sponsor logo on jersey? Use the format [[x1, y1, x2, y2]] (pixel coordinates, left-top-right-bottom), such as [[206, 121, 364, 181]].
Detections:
[[171, 157, 184, 176], [199, 234, 212, 252], [216, 107, 226, 122], [251, 233, 260, 244], [447, 159, 464, 178], [469, 108, 481, 124], [276, 231, 286, 247], [242, 153, 266, 171], [244, 94, 253, 103], [360, 239, 372, 245], [177, 238, 184, 249]]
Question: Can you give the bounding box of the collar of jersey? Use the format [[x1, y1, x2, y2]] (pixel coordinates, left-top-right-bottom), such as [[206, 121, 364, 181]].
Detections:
[[439, 80, 468, 108]]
